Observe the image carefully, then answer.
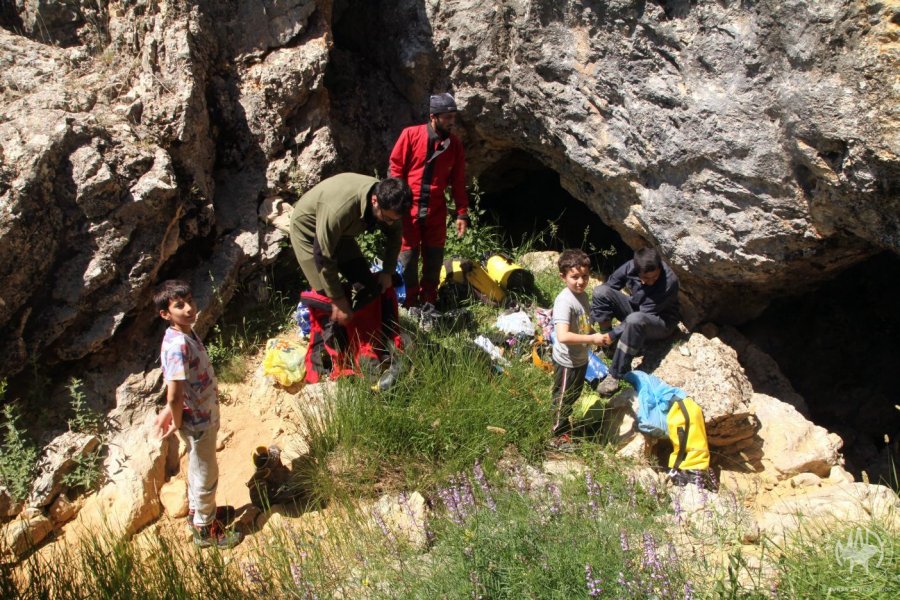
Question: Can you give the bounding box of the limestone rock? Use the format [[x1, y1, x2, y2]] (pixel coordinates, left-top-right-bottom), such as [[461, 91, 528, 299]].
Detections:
[[67, 389, 166, 539], [541, 458, 587, 480], [651, 331, 757, 448], [669, 483, 760, 543], [0, 486, 22, 519], [159, 478, 189, 519], [603, 389, 652, 462], [750, 393, 843, 479], [419, 0, 898, 323], [518, 251, 560, 275], [234, 0, 317, 56], [49, 494, 79, 525], [370, 492, 429, 550], [756, 481, 900, 540], [28, 431, 102, 508], [1, 514, 54, 559], [827, 465, 856, 485]]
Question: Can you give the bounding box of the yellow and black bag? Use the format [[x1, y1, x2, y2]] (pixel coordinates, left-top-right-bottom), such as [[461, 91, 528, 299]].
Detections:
[[440, 258, 506, 305], [667, 397, 710, 473], [484, 254, 535, 293]]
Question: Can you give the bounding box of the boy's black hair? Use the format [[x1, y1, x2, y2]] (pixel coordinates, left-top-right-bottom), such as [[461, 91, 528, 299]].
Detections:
[[558, 248, 591, 274], [153, 279, 192, 312], [373, 177, 413, 212], [634, 247, 662, 273]]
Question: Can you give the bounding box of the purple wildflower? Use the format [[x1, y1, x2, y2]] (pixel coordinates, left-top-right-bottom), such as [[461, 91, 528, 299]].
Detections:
[[619, 529, 630, 553], [511, 465, 528, 495], [241, 560, 266, 590], [460, 476, 477, 519], [708, 468, 719, 490], [438, 485, 464, 525], [472, 460, 496, 511], [684, 580, 695, 600], [547, 482, 562, 516], [290, 562, 319, 600], [290, 562, 303, 586], [398, 491, 429, 542], [585, 471, 602, 515], [617, 571, 632, 595], [641, 532, 670, 597], [585, 564, 603, 597], [372, 508, 396, 546], [672, 492, 684, 524], [695, 471, 709, 506], [667, 541, 678, 563]]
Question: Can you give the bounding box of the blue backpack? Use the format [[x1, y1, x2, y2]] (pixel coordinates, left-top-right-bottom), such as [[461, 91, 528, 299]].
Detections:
[[624, 371, 686, 438]]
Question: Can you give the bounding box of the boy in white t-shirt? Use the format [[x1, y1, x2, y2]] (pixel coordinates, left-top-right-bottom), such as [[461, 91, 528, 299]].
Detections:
[[550, 250, 606, 445]]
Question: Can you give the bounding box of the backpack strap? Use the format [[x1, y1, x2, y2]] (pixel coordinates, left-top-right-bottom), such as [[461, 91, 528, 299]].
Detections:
[[672, 397, 690, 472], [443, 259, 457, 280]]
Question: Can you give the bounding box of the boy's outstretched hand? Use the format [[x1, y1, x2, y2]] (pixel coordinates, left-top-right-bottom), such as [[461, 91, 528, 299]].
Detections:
[[155, 406, 176, 439]]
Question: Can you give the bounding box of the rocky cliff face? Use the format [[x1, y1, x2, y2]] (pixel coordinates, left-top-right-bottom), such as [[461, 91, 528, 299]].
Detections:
[[2, 0, 897, 380], [384, 0, 898, 323], [0, 0, 897, 531]]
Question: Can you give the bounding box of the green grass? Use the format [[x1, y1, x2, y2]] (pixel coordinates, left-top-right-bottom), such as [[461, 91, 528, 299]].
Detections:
[[298, 330, 553, 502], [766, 523, 900, 599]]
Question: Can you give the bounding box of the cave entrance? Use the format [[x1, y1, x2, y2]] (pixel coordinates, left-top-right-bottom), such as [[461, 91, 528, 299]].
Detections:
[[739, 251, 900, 486], [476, 151, 631, 275]]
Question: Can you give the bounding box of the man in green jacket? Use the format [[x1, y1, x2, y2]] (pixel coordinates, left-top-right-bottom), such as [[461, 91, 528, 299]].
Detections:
[[290, 173, 412, 324]]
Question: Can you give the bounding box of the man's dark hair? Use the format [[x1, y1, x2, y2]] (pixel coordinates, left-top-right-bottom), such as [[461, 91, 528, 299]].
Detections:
[[373, 177, 413, 212], [558, 248, 591, 274], [634, 247, 663, 273], [153, 279, 192, 312]]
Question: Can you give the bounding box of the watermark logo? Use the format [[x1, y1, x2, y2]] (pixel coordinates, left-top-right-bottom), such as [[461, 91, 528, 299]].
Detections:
[[833, 527, 885, 574]]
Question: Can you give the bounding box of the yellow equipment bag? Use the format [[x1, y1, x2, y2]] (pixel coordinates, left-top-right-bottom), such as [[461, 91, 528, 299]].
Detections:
[[484, 254, 535, 292], [571, 390, 604, 424], [262, 338, 306, 386], [667, 397, 710, 472], [440, 258, 506, 305]]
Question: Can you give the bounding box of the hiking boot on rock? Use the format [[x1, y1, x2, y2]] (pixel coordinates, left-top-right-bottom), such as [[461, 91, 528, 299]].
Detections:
[[596, 375, 620, 396], [193, 520, 242, 549]]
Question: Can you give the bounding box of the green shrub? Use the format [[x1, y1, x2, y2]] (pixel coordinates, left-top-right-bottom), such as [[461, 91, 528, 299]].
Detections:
[[0, 398, 38, 503], [443, 179, 505, 261], [61, 448, 104, 492], [66, 378, 103, 435]]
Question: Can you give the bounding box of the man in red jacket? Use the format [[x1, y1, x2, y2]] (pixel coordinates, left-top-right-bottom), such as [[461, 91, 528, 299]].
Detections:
[[389, 93, 469, 307]]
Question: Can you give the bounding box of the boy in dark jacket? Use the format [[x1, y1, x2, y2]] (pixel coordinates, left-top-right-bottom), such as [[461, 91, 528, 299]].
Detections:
[[591, 248, 680, 395]]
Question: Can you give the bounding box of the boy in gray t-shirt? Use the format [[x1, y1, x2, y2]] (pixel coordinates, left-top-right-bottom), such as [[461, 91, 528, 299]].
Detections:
[[550, 250, 605, 442]]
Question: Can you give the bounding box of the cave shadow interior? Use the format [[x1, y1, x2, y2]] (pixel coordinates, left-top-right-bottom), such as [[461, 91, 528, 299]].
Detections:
[[739, 251, 900, 486], [476, 151, 632, 274]]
